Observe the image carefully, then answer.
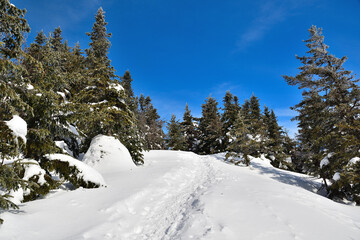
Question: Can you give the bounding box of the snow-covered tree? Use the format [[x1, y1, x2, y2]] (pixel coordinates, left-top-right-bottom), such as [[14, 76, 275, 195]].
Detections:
[[284, 26, 360, 202], [198, 95, 222, 154], [166, 114, 185, 150], [181, 103, 199, 152]]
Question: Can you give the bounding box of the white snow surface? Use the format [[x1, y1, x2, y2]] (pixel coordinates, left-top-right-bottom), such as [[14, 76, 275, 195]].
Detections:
[[46, 153, 106, 187], [1, 151, 360, 240], [333, 172, 341, 181], [349, 157, 360, 165], [55, 140, 73, 156], [82, 134, 135, 175], [5, 115, 27, 143]]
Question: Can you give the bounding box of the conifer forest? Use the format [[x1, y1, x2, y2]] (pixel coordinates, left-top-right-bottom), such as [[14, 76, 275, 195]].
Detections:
[[1, 1, 360, 239]]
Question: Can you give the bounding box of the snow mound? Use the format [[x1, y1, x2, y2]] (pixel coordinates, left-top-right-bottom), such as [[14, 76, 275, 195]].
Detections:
[[46, 153, 106, 187], [82, 135, 135, 174], [5, 115, 27, 143]]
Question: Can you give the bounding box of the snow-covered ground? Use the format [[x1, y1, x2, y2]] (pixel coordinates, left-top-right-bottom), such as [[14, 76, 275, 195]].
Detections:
[[1, 150, 360, 240]]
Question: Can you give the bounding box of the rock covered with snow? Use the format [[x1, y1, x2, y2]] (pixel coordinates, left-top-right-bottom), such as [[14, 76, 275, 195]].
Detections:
[[5, 115, 27, 143], [82, 135, 135, 174]]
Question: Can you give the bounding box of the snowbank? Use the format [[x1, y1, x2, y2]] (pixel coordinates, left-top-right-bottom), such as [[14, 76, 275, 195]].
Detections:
[[5, 115, 27, 143], [82, 135, 135, 174]]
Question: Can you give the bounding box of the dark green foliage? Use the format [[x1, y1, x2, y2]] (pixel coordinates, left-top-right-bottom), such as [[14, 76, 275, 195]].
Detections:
[[226, 112, 251, 166], [198, 95, 222, 154], [284, 26, 360, 202], [72, 8, 144, 164], [166, 114, 185, 150], [43, 159, 102, 189], [221, 91, 240, 151], [138, 94, 166, 150], [121, 70, 137, 113], [0, 0, 30, 59], [0, 1, 32, 223], [0, 161, 37, 224], [181, 104, 199, 152]]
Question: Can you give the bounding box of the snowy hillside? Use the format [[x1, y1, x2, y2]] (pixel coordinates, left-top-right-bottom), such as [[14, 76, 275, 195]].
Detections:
[[1, 150, 360, 240]]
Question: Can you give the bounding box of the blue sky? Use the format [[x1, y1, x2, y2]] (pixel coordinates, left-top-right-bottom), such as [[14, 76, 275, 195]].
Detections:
[[12, 0, 360, 137]]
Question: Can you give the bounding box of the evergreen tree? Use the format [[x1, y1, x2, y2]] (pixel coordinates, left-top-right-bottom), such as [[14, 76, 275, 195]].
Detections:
[[74, 8, 143, 164], [50, 27, 64, 52], [226, 112, 251, 166], [221, 91, 240, 151], [120, 70, 137, 113], [166, 114, 185, 150], [0, 0, 32, 223], [181, 103, 199, 152], [284, 26, 360, 202], [241, 94, 266, 157], [138, 94, 165, 150], [198, 95, 222, 154]]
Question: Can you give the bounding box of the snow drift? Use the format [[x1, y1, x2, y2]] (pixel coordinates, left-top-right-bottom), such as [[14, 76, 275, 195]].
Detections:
[[82, 135, 135, 174]]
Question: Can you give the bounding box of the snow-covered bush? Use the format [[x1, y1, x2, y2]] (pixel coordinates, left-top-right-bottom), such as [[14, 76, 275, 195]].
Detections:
[[44, 154, 106, 188]]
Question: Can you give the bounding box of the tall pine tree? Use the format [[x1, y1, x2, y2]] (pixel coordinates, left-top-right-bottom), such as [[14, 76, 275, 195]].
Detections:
[[284, 26, 360, 202]]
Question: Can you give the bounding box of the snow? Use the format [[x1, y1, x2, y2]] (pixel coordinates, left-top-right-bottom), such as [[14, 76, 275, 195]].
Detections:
[[9, 160, 47, 205], [333, 172, 341, 181], [26, 84, 34, 90], [82, 135, 135, 175], [320, 153, 333, 168], [109, 82, 124, 92], [320, 158, 329, 168], [56, 91, 66, 100], [55, 140, 73, 156], [349, 157, 360, 165], [1, 151, 360, 239], [5, 115, 27, 143], [46, 153, 106, 187]]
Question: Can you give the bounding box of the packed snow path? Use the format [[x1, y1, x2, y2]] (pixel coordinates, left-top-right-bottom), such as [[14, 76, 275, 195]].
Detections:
[[1, 151, 360, 239]]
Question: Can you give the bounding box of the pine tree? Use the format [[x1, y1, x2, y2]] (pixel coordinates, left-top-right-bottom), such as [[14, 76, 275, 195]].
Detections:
[[120, 70, 137, 113], [74, 8, 144, 164], [226, 112, 251, 166], [0, 0, 32, 223], [221, 91, 240, 151], [284, 26, 360, 202], [241, 94, 266, 157], [50, 27, 64, 52], [181, 103, 199, 152], [166, 114, 185, 150], [137, 94, 165, 150], [198, 95, 222, 154]]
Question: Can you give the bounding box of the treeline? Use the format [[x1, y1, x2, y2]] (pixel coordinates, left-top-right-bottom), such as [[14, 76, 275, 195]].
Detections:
[[166, 93, 294, 168]]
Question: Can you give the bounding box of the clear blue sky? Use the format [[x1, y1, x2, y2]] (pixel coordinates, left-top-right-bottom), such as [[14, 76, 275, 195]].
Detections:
[[12, 0, 360, 137]]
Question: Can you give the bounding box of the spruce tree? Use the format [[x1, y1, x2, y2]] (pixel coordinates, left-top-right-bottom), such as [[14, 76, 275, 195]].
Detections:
[[221, 91, 240, 151], [121, 70, 137, 113], [181, 103, 199, 152], [166, 114, 185, 150], [284, 26, 360, 202], [74, 8, 144, 164], [226, 112, 251, 166], [198, 95, 222, 154], [137, 94, 165, 150], [0, 0, 32, 223]]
